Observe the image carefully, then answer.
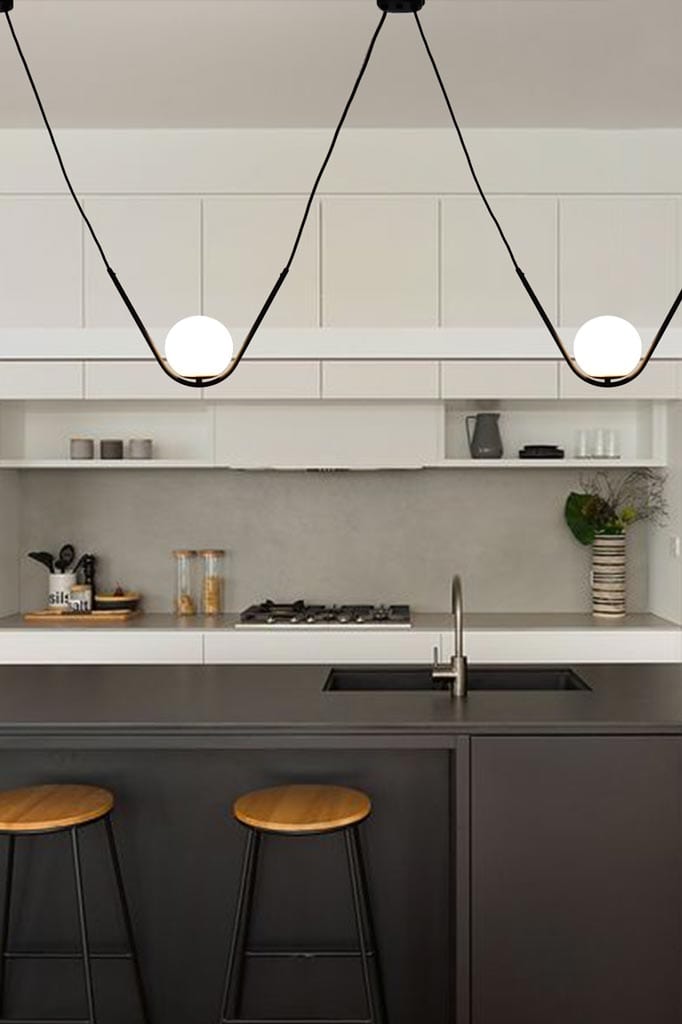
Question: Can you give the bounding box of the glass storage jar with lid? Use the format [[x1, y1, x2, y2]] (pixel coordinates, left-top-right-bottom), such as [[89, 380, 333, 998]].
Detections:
[[173, 550, 198, 616], [199, 550, 225, 615]]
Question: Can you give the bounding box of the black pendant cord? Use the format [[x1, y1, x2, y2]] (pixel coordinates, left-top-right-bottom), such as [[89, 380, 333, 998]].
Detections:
[[412, 9, 682, 388], [4, 11, 109, 270], [4, 8, 388, 387]]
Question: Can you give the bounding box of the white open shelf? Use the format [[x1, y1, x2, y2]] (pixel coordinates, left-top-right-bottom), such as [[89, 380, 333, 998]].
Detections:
[[443, 400, 667, 467], [0, 396, 671, 470], [427, 458, 666, 470]]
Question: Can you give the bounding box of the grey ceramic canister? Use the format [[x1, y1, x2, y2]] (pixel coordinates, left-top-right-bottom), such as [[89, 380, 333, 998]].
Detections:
[[465, 413, 503, 459], [70, 438, 95, 460], [129, 438, 153, 460], [100, 439, 124, 460]]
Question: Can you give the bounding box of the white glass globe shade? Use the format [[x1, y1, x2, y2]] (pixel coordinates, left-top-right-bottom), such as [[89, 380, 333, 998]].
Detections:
[[165, 316, 234, 379], [573, 316, 643, 379]]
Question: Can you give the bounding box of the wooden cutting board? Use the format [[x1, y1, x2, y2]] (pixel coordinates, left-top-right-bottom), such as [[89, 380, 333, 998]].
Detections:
[[24, 609, 141, 623]]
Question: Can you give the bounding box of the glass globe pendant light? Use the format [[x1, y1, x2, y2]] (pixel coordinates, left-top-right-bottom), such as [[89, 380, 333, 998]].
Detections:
[[2, 0, 681, 388]]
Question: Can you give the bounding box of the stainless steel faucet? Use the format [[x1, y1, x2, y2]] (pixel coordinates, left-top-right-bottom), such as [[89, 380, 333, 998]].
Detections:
[[432, 575, 468, 698]]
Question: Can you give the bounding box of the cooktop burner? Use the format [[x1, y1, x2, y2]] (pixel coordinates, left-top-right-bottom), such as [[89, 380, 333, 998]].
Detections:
[[237, 600, 411, 628]]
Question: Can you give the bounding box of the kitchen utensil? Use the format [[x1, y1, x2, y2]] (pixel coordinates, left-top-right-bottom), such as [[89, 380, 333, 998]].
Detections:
[[592, 428, 607, 459], [173, 551, 198, 616], [465, 413, 503, 459], [604, 429, 620, 459], [94, 592, 141, 613], [28, 551, 55, 573], [68, 584, 93, 614], [24, 608, 140, 623], [48, 573, 77, 610], [574, 429, 590, 459], [70, 438, 94, 460], [100, 439, 124, 460], [199, 550, 225, 616], [55, 544, 75, 572], [128, 438, 153, 460], [518, 445, 565, 460]]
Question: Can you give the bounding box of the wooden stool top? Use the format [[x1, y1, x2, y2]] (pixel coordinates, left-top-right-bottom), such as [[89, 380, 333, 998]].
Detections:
[[0, 785, 114, 833], [233, 784, 371, 834]]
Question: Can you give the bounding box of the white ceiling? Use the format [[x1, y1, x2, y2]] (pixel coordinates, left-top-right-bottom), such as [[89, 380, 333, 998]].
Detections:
[[0, 0, 680, 129]]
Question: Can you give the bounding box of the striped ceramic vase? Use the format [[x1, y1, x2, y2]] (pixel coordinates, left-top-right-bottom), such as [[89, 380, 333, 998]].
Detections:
[[591, 534, 626, 618]]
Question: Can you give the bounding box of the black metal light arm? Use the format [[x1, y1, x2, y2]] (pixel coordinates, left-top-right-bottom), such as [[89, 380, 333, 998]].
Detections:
[[3, 4, 387, 387], [412, 9, 681, 388]]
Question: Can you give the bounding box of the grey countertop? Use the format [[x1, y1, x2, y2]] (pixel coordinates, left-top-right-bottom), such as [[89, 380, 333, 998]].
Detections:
[[0, 663, 681, 739], [0, 612, 676, 632]]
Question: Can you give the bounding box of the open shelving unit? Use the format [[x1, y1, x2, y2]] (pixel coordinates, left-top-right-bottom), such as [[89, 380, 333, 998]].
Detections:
[[0, 395, 671, 471]]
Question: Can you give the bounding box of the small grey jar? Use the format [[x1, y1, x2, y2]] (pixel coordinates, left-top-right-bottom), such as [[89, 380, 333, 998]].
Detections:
[[70, 438, 95, 460], [128, 438, 153, 460]]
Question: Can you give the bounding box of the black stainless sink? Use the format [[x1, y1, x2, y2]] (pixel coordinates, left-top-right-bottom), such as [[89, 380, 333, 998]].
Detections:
[[324, 666, 590, 692]]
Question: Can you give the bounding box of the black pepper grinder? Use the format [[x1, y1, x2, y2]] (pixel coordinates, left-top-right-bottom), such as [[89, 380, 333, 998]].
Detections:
[[80, 554, 97, 597]]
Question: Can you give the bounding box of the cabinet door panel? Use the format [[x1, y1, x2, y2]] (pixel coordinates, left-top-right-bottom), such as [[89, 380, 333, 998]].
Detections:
[[443, 197, 557, 326], [0, 362, 82, 400], [322, 361, 439, 400], [206, 361, 320, 400], [0, 198, 81, 327], [472, 736, 682, 1024], [441, 360, 558, 399], [84, 197, 201, 328], [84, 361, 198, 400], [560, 197, 677, 326], [322, 198, 438, 327], [559, 359, 677, 399], [204, 198, 319, 329]]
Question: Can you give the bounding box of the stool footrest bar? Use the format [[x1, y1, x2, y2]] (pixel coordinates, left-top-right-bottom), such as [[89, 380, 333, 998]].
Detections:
[[3, 951, 132, 961], [245, 949, 373, 960], [223, 1019, 372, 1024]]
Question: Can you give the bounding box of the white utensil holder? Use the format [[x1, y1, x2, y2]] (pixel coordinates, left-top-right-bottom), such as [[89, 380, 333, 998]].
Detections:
[[48, 573, 77, 610]]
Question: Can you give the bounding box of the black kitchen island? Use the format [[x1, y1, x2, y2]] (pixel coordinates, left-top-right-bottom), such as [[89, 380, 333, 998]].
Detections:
[[1, 662, 682, 1024]]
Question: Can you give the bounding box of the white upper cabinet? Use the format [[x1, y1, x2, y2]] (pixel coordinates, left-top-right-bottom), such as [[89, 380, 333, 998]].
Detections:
[[206, 361, 320, 401], [322, 361, 439, 400], [203, 198, 319, 329], [559, 360, 678, 400], [321, 198, 439, 327], [442, 361, 558, 400], [83, 197, 201, 327], [559, 198, 677, 326], [84, 361, 198, 400], [0, 198, 81, 327], [0, 362, 82, 400], [442, 197, 557, 326]]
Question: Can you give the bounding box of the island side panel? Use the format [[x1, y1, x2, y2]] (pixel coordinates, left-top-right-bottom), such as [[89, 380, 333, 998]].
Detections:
[[471, 736, 682, 1024]]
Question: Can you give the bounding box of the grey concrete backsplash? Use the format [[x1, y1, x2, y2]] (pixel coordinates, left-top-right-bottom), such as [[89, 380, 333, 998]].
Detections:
[[18, 469, 649, 614]]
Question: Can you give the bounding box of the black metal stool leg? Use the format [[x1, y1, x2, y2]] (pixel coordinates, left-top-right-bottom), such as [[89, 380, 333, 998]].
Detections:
[[218, 829, 261, 1024], [103, 816, 151, 1024], [345, 827, 388, 1024], [70, 827, 97, 1024], [0, 836, 15, 1016]]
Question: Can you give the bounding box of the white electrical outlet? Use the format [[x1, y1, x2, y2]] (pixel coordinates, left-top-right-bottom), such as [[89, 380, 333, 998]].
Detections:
[[670, 536, 681, 559]]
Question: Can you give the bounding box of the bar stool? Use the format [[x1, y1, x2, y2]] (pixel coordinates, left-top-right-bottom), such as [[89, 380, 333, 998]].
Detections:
[[0, 784, 150, 1024], [217, 783, 387, 1024]]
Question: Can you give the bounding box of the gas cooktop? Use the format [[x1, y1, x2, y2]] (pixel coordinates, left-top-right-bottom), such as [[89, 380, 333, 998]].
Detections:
[[237, 600, 412, 628]]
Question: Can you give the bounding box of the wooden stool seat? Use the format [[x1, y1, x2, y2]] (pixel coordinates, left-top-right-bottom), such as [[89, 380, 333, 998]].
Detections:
[[233, 784, 371, 834], [0, 784, 114, 833]]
